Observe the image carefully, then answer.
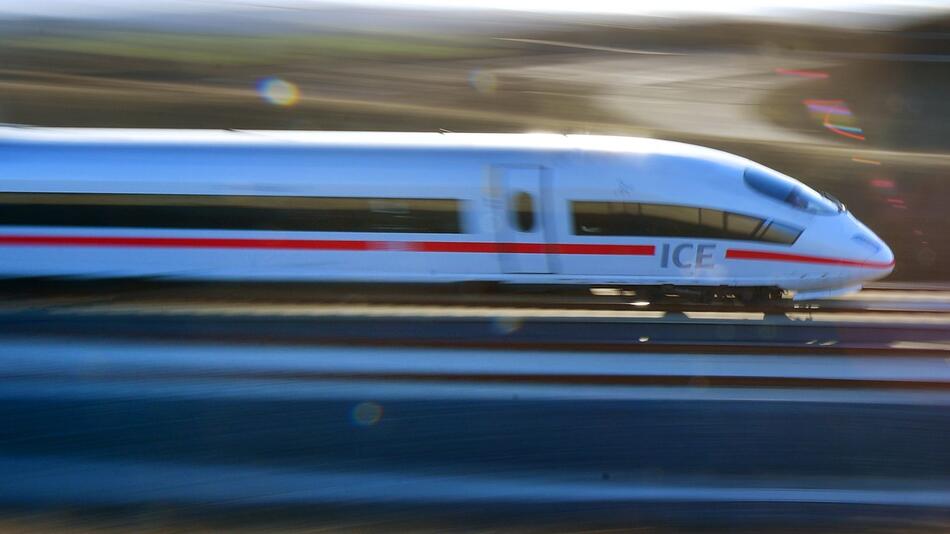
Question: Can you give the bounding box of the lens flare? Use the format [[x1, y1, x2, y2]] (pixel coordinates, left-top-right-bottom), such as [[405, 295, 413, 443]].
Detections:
[[803, 99, 865, 141], [492, 316, 523, 334], [469, 69, 497, 95], [351, 401, 383, 426], [257, 77, 300, 107]]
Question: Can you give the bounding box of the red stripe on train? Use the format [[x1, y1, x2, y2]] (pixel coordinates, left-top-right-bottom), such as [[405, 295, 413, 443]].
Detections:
[[0, 235, 655, 256], [726, 248, 894, 269], [0, 236, 891, 268], [0, 235, 377, 250]]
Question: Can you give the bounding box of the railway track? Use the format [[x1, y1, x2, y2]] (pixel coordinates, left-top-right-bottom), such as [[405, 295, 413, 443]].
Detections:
[[0, 282, 947, 526], [0, 281, 947, 357], [1, 280, 949, 314]]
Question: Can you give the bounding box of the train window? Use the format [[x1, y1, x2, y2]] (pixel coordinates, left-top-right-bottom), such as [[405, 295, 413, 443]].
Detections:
[[760, 221, 804, 245], [513, 191, 535, 232], [744, 166, 840, 215], [571, 200, 795, 244], [0, 193, 463, 233], [573, 201, 625, 235], [641, 204, 699, 226], [699, 208, 725, 230], [724, 212, 763, 237], [639, 204, 701, 236]]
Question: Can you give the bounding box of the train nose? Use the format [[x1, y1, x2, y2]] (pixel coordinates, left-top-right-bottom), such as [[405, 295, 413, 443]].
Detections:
[[851, 231, 894, 274]]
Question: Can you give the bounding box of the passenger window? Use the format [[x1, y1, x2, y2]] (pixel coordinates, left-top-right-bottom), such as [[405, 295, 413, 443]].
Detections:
[[760, 221, 803, 245], [699, 209, 724, 230], [513, 191, 535, 232], [640, 204, 699, 225], [570, 200, 793, 245], [725, 212, 762, 236], [0, 193, 463, 234]]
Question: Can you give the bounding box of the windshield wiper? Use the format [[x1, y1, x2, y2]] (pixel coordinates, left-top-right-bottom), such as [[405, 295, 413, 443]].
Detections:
[[819, 190, 845, 212]]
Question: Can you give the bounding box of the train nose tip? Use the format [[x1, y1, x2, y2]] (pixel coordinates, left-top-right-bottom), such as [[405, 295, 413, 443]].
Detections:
[[867, 239, 894, 274], [874, 242, 895, 272], [851, 232, 893, 272]]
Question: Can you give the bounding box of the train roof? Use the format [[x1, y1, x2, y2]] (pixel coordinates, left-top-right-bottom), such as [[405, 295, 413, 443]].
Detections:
[[0, 126, 748, 166]]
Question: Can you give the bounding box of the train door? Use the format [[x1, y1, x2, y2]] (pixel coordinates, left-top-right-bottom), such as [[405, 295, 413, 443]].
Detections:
[[491, 165, 554, 274]]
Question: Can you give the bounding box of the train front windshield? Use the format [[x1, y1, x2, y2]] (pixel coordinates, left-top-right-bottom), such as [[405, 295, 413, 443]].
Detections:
[[743, 166, 842, 215]]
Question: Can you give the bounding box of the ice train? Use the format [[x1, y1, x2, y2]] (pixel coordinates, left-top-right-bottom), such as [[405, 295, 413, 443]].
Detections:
[[0, 127, 894, 301]]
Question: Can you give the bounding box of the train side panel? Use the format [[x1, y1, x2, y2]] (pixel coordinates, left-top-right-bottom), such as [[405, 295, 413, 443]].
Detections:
[[0, 131, 893, 293], [550, 151, 801, 288], [0, 145, 512, 281]]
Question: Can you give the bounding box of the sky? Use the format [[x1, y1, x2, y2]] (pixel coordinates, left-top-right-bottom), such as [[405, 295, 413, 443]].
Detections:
[[0, 0, 944, 22]]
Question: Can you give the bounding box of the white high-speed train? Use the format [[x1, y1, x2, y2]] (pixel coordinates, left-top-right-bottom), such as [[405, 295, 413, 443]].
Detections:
[[0, 127, 893, 301]]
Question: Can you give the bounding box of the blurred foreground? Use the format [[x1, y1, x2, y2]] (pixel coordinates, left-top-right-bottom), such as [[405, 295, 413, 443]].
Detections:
[[0, 282, 948, 531]]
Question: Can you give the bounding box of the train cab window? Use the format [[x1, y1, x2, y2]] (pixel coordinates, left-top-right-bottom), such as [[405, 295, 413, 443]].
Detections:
[[513, 191, 535, 232], [759, 221, 803, 245], [743, 166, 839, 215]]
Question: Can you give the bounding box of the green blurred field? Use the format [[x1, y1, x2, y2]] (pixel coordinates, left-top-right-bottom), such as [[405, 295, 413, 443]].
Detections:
[[1, 31, 513, 65]]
